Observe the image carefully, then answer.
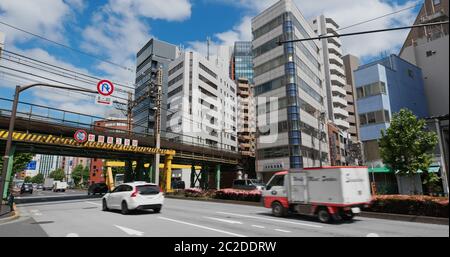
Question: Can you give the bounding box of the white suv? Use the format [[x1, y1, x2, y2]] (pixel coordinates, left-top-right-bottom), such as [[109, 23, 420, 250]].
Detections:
[[102, 182, 164, 214]]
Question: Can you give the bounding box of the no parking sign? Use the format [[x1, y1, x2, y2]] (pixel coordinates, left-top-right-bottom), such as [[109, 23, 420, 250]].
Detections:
[[96, 80, 114, 106]]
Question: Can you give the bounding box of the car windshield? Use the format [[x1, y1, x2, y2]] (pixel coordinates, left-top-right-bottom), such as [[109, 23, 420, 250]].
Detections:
[[136, 185, 160, 195]]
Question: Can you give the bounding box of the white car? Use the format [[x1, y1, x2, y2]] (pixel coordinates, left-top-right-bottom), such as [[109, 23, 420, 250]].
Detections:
[[102, 182, 164, 214]]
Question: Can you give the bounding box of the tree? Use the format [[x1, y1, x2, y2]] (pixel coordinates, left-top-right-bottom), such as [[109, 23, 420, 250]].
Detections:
[[379, 109, 439, 192], [0, 153, 33, 176], [72, 165, 90, 186], [24, 176, 32, 183], [31, 173, 44, 184], [49, 168, 66, 181]]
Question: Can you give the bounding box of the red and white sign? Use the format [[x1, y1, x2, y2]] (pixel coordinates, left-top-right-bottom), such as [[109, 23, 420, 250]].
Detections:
[[95, 95, 113, 106], [115, 138, 123, 145], [124, 139, 131, 146], [98, 135, 105, 143], [107, 137, 114, 144], [88, 134, 96, 142], [74, 130, 88, 143], [97, 80, 114, 96], [132, 140, 138, 147]]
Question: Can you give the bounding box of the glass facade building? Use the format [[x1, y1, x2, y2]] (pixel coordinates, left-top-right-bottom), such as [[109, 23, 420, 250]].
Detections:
[[232, 42, 254, 84]]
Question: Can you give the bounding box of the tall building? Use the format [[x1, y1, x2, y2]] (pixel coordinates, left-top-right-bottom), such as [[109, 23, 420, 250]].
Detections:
[[355, 54, 429, 165], [400, 0, 449, 117], [311, 16, 350, 132], [38, 155, 62, 178], [166, 51, 238, 151], [343, 54, 362, 142], [237, 78, 256, 157], [252, 0, 329, 181], [231, 42, 254, 83], [133, 39, 180, 135]]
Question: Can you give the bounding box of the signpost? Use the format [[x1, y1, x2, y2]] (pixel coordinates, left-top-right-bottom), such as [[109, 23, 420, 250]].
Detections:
[[96, 80, 114, 106]]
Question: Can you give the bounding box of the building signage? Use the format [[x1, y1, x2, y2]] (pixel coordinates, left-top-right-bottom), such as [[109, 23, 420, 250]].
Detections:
[[132, 140, 138, 147], [124, 139, 131, 146], [263, 162, 284, 171], [88, 134, 96, 142], [74, 130, 88, 143], [115, 138, 122, 145], [107, 137, 114, 144], [98, 135, 105, 143]]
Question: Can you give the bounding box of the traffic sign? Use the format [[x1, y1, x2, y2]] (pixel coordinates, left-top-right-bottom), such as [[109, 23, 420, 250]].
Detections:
[[97, 80, 114, 96], [95, 95, 113, 106], [74, 130, 88, 143]]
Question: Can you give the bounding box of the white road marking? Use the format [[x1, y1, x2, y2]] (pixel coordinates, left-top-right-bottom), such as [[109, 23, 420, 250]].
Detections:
[[216, 212, 323, 228], [275, 229, 291, 233], [204, 216, 243, 224], [114, 225, 144, 236], [85, 201, 101, 206], [252, 225, 265, 229], [158, 217, 247, 237], [366, 233, 380, 237], [66, 233, 79, 237]]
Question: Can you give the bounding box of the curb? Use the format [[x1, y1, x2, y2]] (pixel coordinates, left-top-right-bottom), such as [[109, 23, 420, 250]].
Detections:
[[166, 195, 448, 225], [0, 204, 20, 224], [15, 195, 102, 204]]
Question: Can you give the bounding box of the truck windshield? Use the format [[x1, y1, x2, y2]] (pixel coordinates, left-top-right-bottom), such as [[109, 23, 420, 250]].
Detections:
[[249, 179, 264, 186]]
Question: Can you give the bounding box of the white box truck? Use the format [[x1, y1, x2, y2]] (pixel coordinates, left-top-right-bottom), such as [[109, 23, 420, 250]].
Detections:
[[43, 178, 54, 191], [53, 181, 68, 192], [262, 167, 372, 223]]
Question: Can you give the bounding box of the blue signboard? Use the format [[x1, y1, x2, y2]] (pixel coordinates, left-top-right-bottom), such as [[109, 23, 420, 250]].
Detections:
[[26, 161, 37, 170]]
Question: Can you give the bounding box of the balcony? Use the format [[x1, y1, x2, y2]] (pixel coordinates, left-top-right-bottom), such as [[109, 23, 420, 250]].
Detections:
[[328, 44, 343, 56], [334, 107, 349, 118], [330, 64, 346, 77], [332, 85, 347, 97], [334, 118, 350, 130], [333, 95, 348, 107], [330, 74, 346, 87], [328, 37, 342, 48], [328, 53, 344, 66]]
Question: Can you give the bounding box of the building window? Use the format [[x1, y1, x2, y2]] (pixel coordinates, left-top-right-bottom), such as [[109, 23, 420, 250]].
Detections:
[[407, 69, 414, 79]]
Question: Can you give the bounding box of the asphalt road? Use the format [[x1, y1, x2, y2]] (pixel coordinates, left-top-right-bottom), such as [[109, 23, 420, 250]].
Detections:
[[2, 198, 448, 237]]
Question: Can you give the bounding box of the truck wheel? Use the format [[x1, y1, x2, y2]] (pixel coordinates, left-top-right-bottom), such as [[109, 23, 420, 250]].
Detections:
[[317, 208, 331, 223], [342, 212, 355, 221], [121, 201, 129, 215], [102, 199, 109, 211], [272, 202, 287, 217]]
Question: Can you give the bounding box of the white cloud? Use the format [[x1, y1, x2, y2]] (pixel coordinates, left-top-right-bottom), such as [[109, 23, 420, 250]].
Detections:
[[207, 0, 419, 59], [0, 0, 74, 45], [64, 0, 87, 11]]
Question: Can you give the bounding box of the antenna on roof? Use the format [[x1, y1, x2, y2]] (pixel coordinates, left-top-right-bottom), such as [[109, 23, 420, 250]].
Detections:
[[207, 37, 211, 60]]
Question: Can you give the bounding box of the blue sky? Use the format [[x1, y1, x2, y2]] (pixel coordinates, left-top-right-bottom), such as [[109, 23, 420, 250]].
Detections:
[[0, 0, 421, 117]]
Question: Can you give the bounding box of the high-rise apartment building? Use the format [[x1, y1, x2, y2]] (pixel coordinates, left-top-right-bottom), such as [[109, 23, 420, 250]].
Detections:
[[343, 54, 362, 142], [400, 0, 449, 117], [166, 51, 238, 151], [231, 42, 254, 83], [134, 39, 180, 135], [252, 0, 329, 181], [311, 16, 350, 132], [237, 78, 256, 157]]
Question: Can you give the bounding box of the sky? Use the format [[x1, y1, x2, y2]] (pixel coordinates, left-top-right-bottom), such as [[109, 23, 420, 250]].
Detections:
[[0, 0, 421, 118]]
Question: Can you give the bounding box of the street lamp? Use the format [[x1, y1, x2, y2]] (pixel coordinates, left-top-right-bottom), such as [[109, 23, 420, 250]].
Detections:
[[0, 83, 98, 213]]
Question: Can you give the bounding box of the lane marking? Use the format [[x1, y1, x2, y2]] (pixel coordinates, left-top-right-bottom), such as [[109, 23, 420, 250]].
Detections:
[[275, 229, 291, 233], [216, 212, 323, 228], [114, 225, 144, 236], [158, 217, 247, 237], [66, 233, 79, 237], [85, 201, 101, 206], [252, 225, 265, 229], [204, 216, 243, 224]]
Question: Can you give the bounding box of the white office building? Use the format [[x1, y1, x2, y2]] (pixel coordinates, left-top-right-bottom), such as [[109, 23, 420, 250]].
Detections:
[[166, 51, 238, 151], [38, 155, 62, 178], [252, 0, 329, 181]]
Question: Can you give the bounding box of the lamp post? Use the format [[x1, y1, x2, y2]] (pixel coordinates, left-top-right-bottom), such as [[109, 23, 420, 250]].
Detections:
[[0, 83, 97, 213]]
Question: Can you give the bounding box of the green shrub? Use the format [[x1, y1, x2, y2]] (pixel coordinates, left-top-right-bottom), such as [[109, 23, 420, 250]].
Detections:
[[366, 195, 448, 218]]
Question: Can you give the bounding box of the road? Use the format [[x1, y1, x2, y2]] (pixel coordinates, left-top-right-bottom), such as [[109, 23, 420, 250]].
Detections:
[[1, 198, 448, 237]]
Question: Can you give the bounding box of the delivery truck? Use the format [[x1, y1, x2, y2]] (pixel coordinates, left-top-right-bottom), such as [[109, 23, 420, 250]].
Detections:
[[262, 167, 372, 223], [43, 178, 54, 191], [52, 181, 68, 192]]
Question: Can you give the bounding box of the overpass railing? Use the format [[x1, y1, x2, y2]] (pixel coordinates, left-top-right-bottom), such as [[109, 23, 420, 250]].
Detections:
[[0, 97, 238, 155]]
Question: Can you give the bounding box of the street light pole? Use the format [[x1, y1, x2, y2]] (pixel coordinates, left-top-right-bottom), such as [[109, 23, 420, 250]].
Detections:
[[152, 67, 163, 186], [0, 83, 97, 213]]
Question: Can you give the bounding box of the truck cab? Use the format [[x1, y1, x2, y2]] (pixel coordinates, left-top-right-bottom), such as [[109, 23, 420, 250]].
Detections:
[[263, 167, 372, 223]]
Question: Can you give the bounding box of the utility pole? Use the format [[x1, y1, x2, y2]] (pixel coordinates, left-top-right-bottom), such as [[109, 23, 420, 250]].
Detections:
[[152, 67, 163, 186], [317, 111, 326, 167]]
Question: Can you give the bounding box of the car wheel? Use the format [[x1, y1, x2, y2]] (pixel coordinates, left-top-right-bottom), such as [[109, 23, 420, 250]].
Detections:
[[153, 208, 161, 213], [102, 199, 109, 211], [317, 208, 332, 223], [271, 202, 287, 217], [121, 201, 129, 215]]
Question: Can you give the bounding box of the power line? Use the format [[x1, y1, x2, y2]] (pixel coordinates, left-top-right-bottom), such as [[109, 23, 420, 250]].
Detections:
[[1, 49, 135, 91], [0, 20, 135, 72], [279, 21, 449, 44], [335, 2, 423, 33]]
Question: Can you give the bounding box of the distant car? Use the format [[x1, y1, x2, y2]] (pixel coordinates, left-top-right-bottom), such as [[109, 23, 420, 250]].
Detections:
[[20, 183, 33, 194], [37, 184, 43, 190], [172, 180, 185, 190], [88, 183, 108, 195], [102, 182, 163, 215], [232, 179, 265, 191]]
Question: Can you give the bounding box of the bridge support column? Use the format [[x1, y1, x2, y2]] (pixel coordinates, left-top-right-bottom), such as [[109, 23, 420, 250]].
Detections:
[[106, 166, 114, 191], [135, 159, 145, 181], [2, 145, 15, 199], [190, 164, 196, 188], [124, 160, 133, 183], [216, 164, 221, 190], [163, 154, 174, 193], [200, 164, 209, 190]]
